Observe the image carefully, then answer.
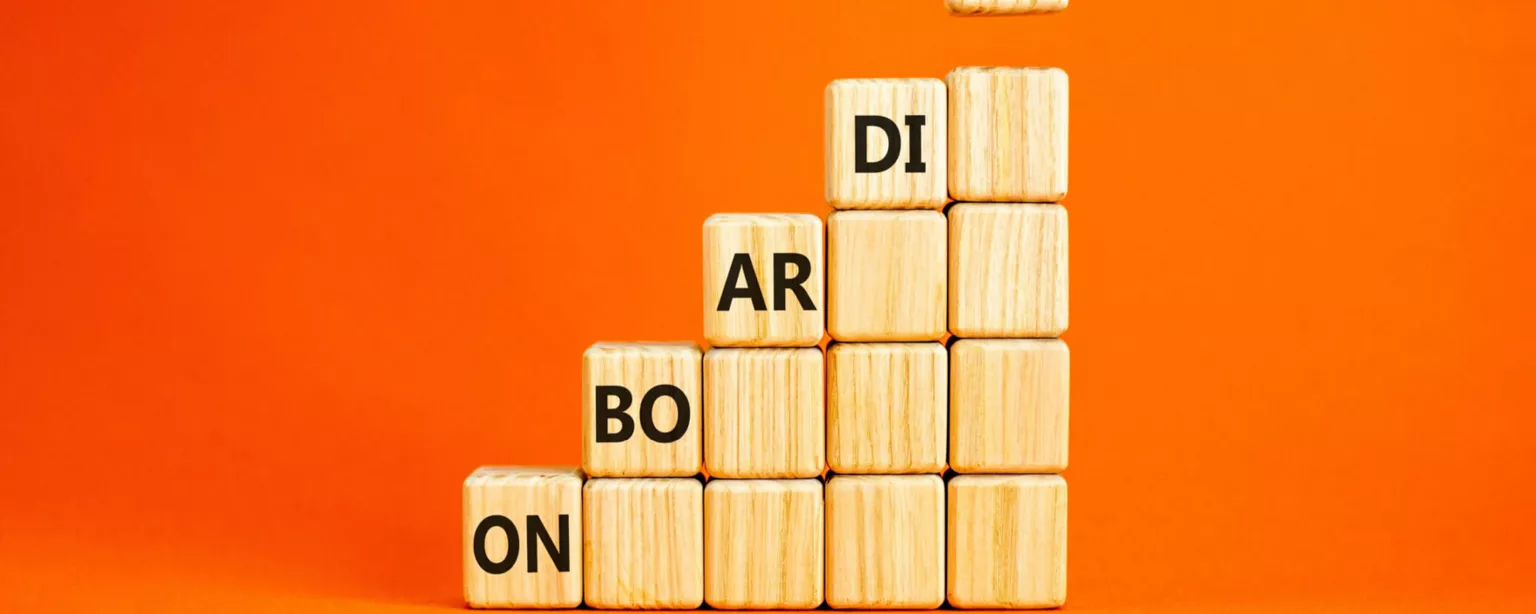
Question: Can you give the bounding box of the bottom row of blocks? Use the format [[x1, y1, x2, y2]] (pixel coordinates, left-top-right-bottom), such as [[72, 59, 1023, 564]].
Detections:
[[464, 468, 1066, 609]]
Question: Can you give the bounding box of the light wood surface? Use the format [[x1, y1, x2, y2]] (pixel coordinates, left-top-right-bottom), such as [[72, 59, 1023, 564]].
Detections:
[[824, 475, 945, 609], [582, 342, 702, 477], [950, 339, 1069, 473], [463, 466, 584, 609], [947, 475, 1067, 609], [583, 478, 704, 609], [948, 203, 1068, 338], [828, 211, 947, 342], [827, 343, 946, 474], [825, 78, 947, 209], [945, 0, 1068, 14], [704, 348, 825, 478], [948, 67, 1068, 202], [703, 213, 824, 347], [704, 479, 825, 609]]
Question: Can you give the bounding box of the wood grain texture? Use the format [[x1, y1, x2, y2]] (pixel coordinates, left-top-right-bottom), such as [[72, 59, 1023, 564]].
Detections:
[[948, 203, 1068, 338], [704, 348, 825, 478], [704, 479, 825, 609], [583, 478, 704, 609], [825, 78, 947, 209], [945, 0, 1068, 15], [828, 211, 946, 342], [948, 67, 1068, 202], [950, 339, 1069, 473], [947, 475, 1067, 609], [827, 343, 946, 474], [824, 475, 945, 609], [463, 466, 584, 609], [582, 342, 702, 477], [703, 213, 824, 347]]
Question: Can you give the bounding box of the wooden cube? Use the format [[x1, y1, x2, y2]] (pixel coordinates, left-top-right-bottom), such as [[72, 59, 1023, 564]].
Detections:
[[825, 475, 944, 609], [947, 475, 1067, 609], [950, 339, 1069, 473], [704, 348, 825, 478], [704, 479, 825, 609], [828, 211, 946, 342], [945, 0, 1069, 15], [827, 343, 946, 474], [948, 67, 1068, 202], [584, 478, 704, 609], [948, 204, 1068, 338], [463, 466, 583, 609], [704, 213, 824, 347], [582, 342, 702, 477], [825, 78, 947, 209]]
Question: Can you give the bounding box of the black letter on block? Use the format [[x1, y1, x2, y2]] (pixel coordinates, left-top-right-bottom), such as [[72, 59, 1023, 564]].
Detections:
[[854, 115, 902, 173], [717, 253, 767, 311], [773, 253, 816, 311], [639, 384, 690, 444], [594, 385, 635, 443], [474, 515, 519, 574], [526, 514, 571, 573], [904, 115, 926, 172]]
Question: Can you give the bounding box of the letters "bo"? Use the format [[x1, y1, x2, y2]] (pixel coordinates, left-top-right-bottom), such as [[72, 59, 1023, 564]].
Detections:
[[594, 384, 689, 443]]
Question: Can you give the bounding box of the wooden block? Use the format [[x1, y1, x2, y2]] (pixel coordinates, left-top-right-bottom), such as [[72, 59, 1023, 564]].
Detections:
[[582, 342, 702, 477], [584, 478, 704, 609], [703, 213, 824, 347], [704, 348, 825, 478], [828, 211, 946, 342], [825, 78, 947, 209], [945, 0, 1069, 15], [950, 339, 1069, 473], [463, 466, 583, 609], [947, 475, 1067, 609], [948, 203, 1068, 338], [704, 479, 825, 609], [948, 67, 1068, 202], [827, 343, 946, 474], [825, 475, 945, 609]]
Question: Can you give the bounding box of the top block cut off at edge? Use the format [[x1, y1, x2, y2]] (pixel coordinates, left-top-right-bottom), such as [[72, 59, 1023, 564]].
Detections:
[[704, 213, 825, 347], [825, 78, 947, 210], [946, 0, 1069, 15], [948, 67, 1069, 202]]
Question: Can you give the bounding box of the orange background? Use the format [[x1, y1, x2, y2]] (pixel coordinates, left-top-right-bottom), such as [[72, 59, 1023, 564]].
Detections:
[[2, 1, 1534, 612]]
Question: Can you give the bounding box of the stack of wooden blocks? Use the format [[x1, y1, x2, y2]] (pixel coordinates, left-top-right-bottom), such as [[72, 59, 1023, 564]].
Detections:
[[464, 2, 1069, 609]]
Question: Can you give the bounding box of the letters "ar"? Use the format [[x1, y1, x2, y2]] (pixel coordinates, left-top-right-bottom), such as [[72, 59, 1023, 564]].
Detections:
[[854, 114, 927, 173], [716, 253, 816, 312], [473, 514, 571, 574]]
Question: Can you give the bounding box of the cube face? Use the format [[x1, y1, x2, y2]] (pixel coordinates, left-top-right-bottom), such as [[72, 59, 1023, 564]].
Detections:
[[948, 67, 1068, 202], [827, 343, 946, 474], [824, 475, 945, 609], [828, 211, 947, 342], [463, 466, 584, 609], [948, 204, 1068, 338], [945, 0, 1069, 15], [704, 480, 825, 609], [704, 348, 825, 478], [950, 339, 1069, 473], [825, 79, 947, 209], [703, 214, 825, 347], [584, 478, 704, 609], [947, 475, 1067, 609], [582, 342, 702, 477]]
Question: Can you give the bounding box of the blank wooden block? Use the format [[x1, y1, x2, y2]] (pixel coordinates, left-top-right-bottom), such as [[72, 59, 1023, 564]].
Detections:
[[948, 203, 1068, 338], [950, 339, 1069, 473], [827, 343, 946, 474], [825, 475, 944, 609], [945, 0, 1068, 15], [584, 478, 704, 609], [703, 213, 824, 347], [704, 479, 825, 609], [948, 67, 1068, 202], [704, 348, 825, 478], [825, 78, 947, 209], [948, 475, 1067, 609], [582, 342, 702, 477], [828, 211, 946, 342], [463, 466, 583, 609]]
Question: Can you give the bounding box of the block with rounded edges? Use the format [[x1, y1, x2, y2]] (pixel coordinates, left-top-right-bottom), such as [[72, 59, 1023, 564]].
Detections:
[[462, 466, 583, 609], [704, 213, 824, 347], [704, 479, 825, 609], [950, 339, 1069, 473], [947, 475, 1067, 609], [582, 342, 702, 477], [948, 203, 1068, 338], [828, 210, 946, 342], [584, 478, 704, 609], [825, 475, 945, 609], [825, 78, 947, 209], [704, 348, 825, 478], [827, 343, 946, 474], [948, 67, 1068, 202], [945, 0, 1068, 15]]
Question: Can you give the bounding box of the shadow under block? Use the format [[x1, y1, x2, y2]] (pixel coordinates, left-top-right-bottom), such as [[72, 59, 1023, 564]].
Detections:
[[828, 211, 947, 342], [825, 475, 945, 609], [945, 0, 1069, 14], [584, 478, 704, 609], [463, 466, 583, 609], [703, 213, 824, 347], [827, 343, 946, 474], [948, 203, 1068, 338], [950, 339, 1069, 473], [704, 480, 825, 609], [947, 475, 1067, 609], [582, 342, 702, 477], [825, 78, 947, 209], [948, 67, 1068, 202], [704, 348, 825, 478]]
